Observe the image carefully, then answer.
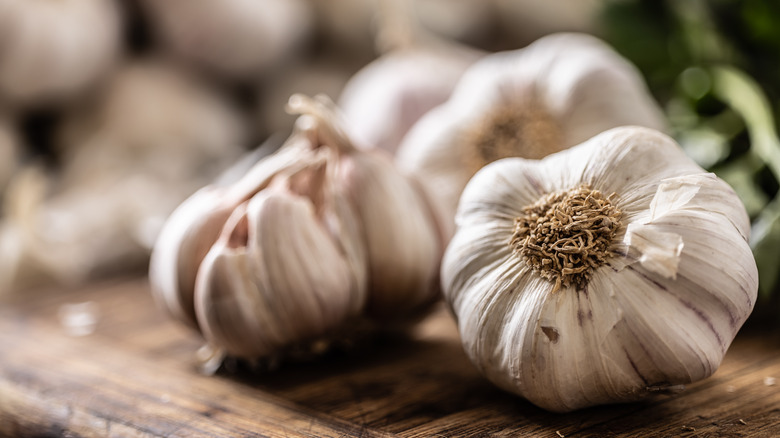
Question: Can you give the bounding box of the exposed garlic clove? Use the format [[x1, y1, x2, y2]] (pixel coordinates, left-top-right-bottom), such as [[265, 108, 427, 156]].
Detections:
[[152, 93, 441, 360], [149, 138, 322, 330], [288, 94, 442, 318], [139, 0, 313, 79], [149, 186, 236, 330], [442, 126, 758, 412], [0, 0, 121, 106], [397, 33, 667, 242], [195, 160, 367, 358]]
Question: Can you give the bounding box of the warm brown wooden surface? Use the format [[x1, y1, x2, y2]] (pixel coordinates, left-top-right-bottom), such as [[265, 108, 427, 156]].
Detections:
[[1, 278, 779, 437]]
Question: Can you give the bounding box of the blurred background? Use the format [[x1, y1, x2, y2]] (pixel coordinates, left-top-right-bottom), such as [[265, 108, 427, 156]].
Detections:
[[1, 0, 779, 323]]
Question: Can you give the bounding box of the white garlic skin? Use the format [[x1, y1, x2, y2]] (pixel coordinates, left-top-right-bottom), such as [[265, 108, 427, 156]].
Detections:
[[140, 0, 313, 79], [397, 33, 667, 242], [338, 46, 480, 155], [0, 0, 121, 106], [442, 126, 757, 412]]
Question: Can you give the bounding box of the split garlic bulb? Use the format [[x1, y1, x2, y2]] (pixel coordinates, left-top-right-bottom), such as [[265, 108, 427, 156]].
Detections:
[[442, 126, 758, 412], [397, 33, 667, 241], [151, 95, 441, 359], [0, 0, 121, 106], [140, 0, 313, 79]]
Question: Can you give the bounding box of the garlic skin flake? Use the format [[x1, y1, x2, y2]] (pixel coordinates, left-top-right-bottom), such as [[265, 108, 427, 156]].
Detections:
[[397, 33, 666, 241], [442, 126, 757, 412]]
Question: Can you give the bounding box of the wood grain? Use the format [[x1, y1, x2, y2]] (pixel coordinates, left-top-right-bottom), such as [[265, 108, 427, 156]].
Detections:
[[0, 278, 779, 437]]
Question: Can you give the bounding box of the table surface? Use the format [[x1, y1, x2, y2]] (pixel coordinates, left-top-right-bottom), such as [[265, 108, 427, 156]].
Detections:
[[0, 278, 779, 437]]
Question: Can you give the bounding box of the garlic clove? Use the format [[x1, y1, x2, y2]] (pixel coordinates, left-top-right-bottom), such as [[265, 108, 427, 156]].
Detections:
[[194, 162, 366, 359], [340, 150, 442, 317], [442, 126, 758, 412], [288, 94, 442, 318], [149, 140, 324, 331], [149, 186, 235, 330]]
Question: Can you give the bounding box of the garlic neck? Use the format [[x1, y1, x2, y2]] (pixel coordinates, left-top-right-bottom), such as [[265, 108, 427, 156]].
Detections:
[[510, 184, 623, 293], [463, 100, 564, 174]]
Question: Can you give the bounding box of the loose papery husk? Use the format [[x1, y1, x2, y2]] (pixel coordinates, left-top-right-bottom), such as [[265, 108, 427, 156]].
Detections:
[[442, 126, 757, 412]]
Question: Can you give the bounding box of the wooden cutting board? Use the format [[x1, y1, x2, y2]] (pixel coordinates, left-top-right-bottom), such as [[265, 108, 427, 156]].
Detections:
[[1, 278, 779, 437]]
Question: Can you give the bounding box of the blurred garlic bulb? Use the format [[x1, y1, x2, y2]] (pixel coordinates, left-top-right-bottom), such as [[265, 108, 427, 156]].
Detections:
[[140, 0, 313, 79], [411, 0, 497, 47], [0, 61, 248, 293], [151, 95, 441, 359], [58, 61, 248, 189], [257, 60, 352, 139], [397, 33, 667, 241], [492, 0, 601, 47], [0, 0, 121, 106], [339, 44, 481, 155], [442, 126, 758, 412], [305, 0, 380, 65]]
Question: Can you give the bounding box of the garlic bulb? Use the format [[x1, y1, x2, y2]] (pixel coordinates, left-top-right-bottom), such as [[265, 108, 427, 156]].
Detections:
[[338, 45, 481, 155], [139, 0, 313, 79], [0, 0, 121, 106], [396, 33, 667, 241], [151, 95, 441, 359], [442, 126, 758, 412]]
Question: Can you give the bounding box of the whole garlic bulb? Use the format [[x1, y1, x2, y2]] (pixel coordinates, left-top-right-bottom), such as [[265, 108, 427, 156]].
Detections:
[[151, 95, 441, 359], [397, 33, 667, 241], [140, 0, 313, 79], [442, 126, 758, 412], [338, 45, 481, 155], [0, 0, 121, 106]]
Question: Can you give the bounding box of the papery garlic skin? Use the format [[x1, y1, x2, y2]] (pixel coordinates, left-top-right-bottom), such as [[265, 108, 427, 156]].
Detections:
[[397, 33, 667, 241], [442, 126, 757, 412], [0, 0, 121, 106], [140, 0, 313, 79]]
